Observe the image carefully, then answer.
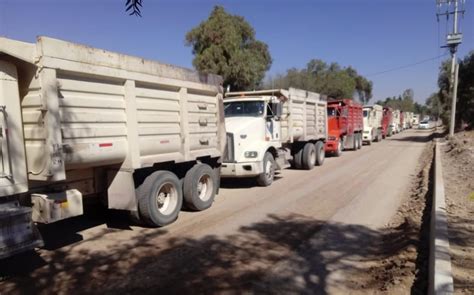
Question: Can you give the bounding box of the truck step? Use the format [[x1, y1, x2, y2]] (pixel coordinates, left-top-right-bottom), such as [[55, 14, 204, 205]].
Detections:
[[276, 149, 291, 170], [0, 201, 44, 259]]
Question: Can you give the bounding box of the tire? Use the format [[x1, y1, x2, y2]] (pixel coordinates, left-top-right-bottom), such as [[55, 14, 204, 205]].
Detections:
[[293, 146, 303, 169], [352, 135, 357, 150], [357, 134, 362, 149], [137, 171, 183, 227], [257, 152, 275, 187], [315, 141, 325, 166], [183, 164, 217, 211], [335, 139, 343, 157], [302, 143, 316, 170]]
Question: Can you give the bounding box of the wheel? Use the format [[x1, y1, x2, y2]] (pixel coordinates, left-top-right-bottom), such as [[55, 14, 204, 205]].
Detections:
[[293, 145, 303, 169], [302, 143, 316, 170], [183, 164, 217, 211], [374, 131, 380, 142], [137, 171, 183, 227], [315, 141, 325, 166], [257, 152, 275, 187], [352, 135, 357, 150], [335, 138, 343, 157], [357, 134, 362, 149]]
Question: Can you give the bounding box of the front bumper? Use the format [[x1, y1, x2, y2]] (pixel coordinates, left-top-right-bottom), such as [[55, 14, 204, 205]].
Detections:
[[363, 133, 372, 142], [325, 140, 338, 152], [221, 161, 263, 177]]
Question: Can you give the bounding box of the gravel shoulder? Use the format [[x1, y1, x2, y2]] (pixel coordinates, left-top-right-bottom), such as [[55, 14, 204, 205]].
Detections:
[[441, 130, 474, 294]]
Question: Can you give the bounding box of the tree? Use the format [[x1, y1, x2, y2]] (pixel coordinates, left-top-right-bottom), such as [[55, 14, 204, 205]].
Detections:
[[435, 52, 474, 129], [426, 92, 443, 121], [456, 51, 474, 128], [268, 59, 372, 101], [185, 6, 272, 91], [125, 0, 143, 16]]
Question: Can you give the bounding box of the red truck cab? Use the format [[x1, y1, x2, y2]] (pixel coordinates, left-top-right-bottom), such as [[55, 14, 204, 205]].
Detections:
[[382, 107, 393, 138], [325, 99, 364, 156]]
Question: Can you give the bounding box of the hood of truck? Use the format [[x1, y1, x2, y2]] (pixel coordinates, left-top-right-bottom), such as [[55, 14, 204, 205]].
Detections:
[[225, 117, 263, 135], [224, 116, 266, 162]]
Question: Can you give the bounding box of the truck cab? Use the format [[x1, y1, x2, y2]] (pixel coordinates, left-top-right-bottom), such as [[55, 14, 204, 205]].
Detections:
[[382, 107, 393, 138], [363, 104, 383, 144], [222, 94, 284, 185], [221, 88, 327, 187], [325, 99, 363, 156]]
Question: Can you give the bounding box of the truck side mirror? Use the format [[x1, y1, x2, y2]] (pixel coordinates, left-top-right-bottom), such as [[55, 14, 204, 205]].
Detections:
[[271, 103, 282, 118]]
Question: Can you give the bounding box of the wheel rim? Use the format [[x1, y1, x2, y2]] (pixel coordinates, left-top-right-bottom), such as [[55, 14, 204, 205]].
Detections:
[[310, 149, 316, 165], [197, 174, 213, 202], [155, 182, 178, 215], [265, 159, 274, 181]]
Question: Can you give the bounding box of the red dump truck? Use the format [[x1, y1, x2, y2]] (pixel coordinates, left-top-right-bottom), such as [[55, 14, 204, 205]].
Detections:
[[382, 107, 393, 138], [325, 99, 363, 156]]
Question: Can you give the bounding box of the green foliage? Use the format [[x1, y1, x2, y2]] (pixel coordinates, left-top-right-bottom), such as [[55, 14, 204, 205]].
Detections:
[[457, 52, 474, 128], [425, 92, 445, 121], [267, 59, 372, 102], [186, 6, 272, 91], [125, 0, 143, 16], [435, 52, 474, 128], [375, 89, 416, 112]]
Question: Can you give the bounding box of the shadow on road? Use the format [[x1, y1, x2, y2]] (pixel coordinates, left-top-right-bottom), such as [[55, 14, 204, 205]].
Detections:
[[388, 130, 445, 143], [220, 174, 283, 189], [0, 212, 431, 295]]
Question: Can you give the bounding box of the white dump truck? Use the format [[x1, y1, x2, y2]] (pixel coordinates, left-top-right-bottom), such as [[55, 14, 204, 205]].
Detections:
[[362, 104, 383, 144], [405, 112, 414, 129], [0, 36, 225, 258], [391, 109, 401, 133], [221, 88, 327, 186], [412, 114, 420, 126]]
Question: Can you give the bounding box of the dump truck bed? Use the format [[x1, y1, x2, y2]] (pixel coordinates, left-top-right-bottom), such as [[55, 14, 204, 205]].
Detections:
[[0, 36, 225, 186]]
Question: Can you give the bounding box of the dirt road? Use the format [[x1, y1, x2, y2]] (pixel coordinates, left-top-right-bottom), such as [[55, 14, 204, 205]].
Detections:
[[1, 129, 433, 294]]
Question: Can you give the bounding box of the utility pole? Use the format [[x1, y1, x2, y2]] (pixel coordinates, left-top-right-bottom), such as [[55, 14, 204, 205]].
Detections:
[[436, 0, 465, 136]]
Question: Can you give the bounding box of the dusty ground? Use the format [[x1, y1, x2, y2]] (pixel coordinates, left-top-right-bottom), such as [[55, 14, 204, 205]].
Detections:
[[441, 130, 474, 294], [0, 129, 434, 294]]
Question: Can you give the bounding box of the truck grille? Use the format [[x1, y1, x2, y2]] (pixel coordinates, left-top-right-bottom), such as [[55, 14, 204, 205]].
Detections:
[[223, 132, 235, 163]]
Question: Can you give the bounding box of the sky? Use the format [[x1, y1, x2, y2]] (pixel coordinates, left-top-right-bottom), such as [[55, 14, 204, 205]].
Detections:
[[0, 0, 473, 103]]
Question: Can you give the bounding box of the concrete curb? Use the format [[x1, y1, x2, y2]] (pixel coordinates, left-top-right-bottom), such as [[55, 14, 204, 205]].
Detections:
[[428, 140, 454, 295]]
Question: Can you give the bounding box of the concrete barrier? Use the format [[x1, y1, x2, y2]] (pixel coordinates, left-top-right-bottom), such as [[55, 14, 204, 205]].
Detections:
[[428, 140, 454, 295]]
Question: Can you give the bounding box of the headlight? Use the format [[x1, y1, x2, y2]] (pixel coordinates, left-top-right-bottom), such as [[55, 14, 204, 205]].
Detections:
[[244, 151, 258, 158]]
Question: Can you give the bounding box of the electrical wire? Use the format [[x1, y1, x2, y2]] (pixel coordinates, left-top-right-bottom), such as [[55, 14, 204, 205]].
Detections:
[[365, 53, 449, 77]]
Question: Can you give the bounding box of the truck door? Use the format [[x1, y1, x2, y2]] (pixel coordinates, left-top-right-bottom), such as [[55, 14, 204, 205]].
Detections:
[[266, 102, 281, 141]]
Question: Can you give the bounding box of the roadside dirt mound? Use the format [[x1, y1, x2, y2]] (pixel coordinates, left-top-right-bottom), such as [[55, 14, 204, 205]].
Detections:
[[442, 130, 474, 294], [345, 141, 435, 294]]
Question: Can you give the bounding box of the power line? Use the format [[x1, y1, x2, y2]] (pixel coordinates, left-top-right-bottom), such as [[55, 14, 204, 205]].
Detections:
[[365, 53, 449, 77]]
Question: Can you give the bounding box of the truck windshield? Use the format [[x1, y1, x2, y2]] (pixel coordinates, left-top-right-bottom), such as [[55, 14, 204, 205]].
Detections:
[[363, 110, 369, 117], [224, 101, 265, 117], [327, 108, 337, 117]]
